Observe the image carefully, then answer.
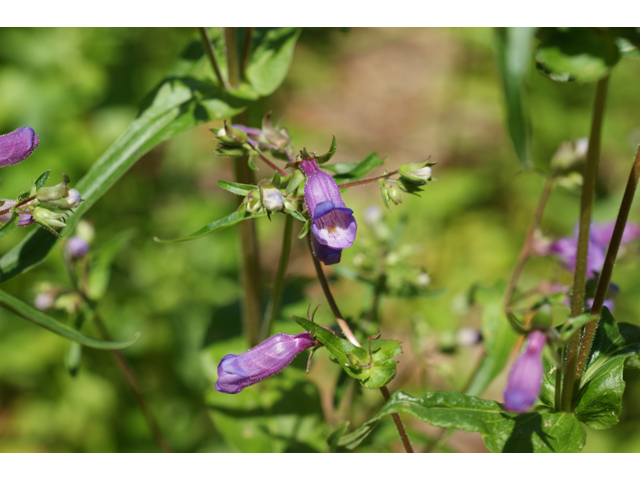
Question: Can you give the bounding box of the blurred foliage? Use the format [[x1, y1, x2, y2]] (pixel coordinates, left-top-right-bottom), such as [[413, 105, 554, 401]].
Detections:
[[1, 27, 640, 452]]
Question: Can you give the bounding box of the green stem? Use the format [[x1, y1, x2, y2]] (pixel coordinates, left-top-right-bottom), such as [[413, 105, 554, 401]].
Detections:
[[224, 28, 240, 89], [574, 144, 640, 384], [561, 76, 609, 412], [306, 236, 414, 453], [198, 27, 228, 90], [239, 28, 254, 83], [260, 214, 293, 341]]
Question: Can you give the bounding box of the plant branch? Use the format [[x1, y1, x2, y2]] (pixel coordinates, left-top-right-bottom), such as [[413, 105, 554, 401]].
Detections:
[[198, 27, 228, 90], [306, 236, 414, 453], [574, 144, 640, 385], [224, 28, 240, 89], [503, 170, 557, 313], [239, 28, 254, 82], [260, 214, 293, 341], [338, 170, 398, 189], [561, 76, 609, 412]]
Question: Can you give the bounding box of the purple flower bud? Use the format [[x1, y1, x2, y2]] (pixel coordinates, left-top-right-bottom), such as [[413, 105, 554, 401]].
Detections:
[[0, 127, 39, 167], [66, 236, 90, 259], [215, 332, 316, 394], [0, 200, 35, 226], [504, 330, 546, 412], [300, 158, 357, 265]]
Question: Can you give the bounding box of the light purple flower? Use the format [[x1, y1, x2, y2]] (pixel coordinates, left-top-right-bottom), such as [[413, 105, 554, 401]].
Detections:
[[541, 222, 640, 278], [503, 330, 546, 413], [215, 332, 316, 394], [300, 158, 357, 265], [66, 236, 90, 259], [0, 200, 35, 226], [0, 126, 39, 167]]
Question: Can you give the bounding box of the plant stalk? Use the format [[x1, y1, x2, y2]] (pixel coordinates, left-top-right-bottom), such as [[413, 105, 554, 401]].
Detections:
[[307, 237, 414, 452], [574, 144, 640, 385], [198, 27, 228, 90], [338, 170, 399, 189], [260, 214, 293, 341], [239, 28, 254, 83], [224, 28, 240, 89], [561, 76, 609, 412]]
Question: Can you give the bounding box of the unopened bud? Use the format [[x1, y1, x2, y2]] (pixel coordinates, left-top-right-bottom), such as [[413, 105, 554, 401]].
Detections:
[[244, 190, 261, 213], [261, 185, 284, 212], [33, 207, 68, 229], [399, 160, 434, 185], [34, 291, 55, 310], [37, 182, 68, 202], [66, 236, 89, 259], [216, 122, 247, 146]]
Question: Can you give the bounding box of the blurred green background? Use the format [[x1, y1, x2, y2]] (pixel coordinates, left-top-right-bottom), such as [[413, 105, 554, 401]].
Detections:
[[1, 27, 640, 452]]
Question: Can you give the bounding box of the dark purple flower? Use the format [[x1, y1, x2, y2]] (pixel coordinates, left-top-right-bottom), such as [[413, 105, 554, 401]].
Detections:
[[66, 236, 90, 259], [300, 158, 357, 265], [0, 126, 39, 167], [0, 200, 35, 226], [503, 330, 546, 413], [541, 222, 640, 278], [215, 332, 316, 394]]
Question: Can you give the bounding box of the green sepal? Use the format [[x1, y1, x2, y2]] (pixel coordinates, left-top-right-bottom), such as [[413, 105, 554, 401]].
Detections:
[[396, 177, 424, 195], [286, 209, 306, 223], [285, 169, 305, 196], [217, 179, 256, 196], [247, 156, 259, 171], [35, 169, 52, 190], [17, 190, 31, 202], [379, 179, 390, 210], [315, 135, 337, 164], [216, 145, 249, 157]]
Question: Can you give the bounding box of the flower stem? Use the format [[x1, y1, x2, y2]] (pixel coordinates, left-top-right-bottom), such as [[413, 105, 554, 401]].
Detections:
[[574, 144, 640, 386], [239, 28, 254, 83], [198, 27, 228, 90], [306, 237, 414, 453], [338, 170, 398, 190], [503, 170, 557, 313], [260, 214, 293, 341], [561, 76, 609, 412], [248, 144, 288, 176]]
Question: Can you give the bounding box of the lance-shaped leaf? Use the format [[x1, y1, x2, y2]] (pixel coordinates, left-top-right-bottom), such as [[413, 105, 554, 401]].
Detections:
[[495, 27, 535, 167], [332, 390, 586, 453], [322, 153, 386, 184], [0, 288, 139, 350], [539, 309, 640, 429], [217, 180, 257, 196], [154, 209, 267, 244]]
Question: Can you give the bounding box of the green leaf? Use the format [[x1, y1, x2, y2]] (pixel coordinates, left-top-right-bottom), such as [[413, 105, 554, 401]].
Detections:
[[495, 27, 535, 167], [541, 309, 640, 429], [325, 153, 386, 184], [86, 230, 137, 301], [464, 282, 519, 396], [535, 28, 621, 83], [611, 28, 640, 59], [285, 209, 306, 223], [154, 209, 266, 243], [0, 288, 139, 350], [0, 212, 19, 239], [316, 135, 337, 164], [244, 28, 302, 96], [336, 390, 586, 453], [217, 179, 256, 196], [34, 169, 52, 190]]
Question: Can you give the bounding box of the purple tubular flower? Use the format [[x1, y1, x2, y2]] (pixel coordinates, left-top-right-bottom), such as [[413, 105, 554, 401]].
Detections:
[[504, 330, 547, 413], [300, 158, 357, 265], [215, 332, 316, 394], [0, 127, 39, 167], [543, 222, 640, 277], [0, 200, 35, 226]]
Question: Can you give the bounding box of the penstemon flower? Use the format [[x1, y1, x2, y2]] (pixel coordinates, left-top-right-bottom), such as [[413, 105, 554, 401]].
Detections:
[[0, 126, 39, 167], [0, 200, 35, 226], [503, 330, 547, 413], [215, 332, 317, 394], [300, 157, 357, 265]]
